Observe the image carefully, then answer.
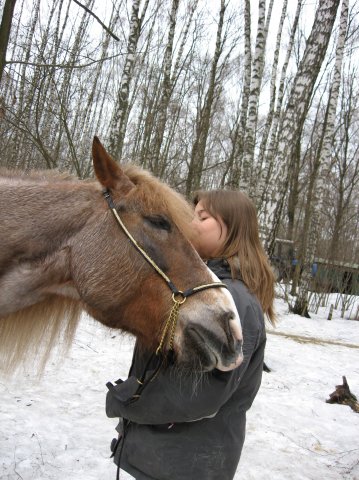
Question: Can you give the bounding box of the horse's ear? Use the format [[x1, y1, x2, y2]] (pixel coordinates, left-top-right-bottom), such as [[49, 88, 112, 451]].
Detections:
[[92, 136, 134, 194]]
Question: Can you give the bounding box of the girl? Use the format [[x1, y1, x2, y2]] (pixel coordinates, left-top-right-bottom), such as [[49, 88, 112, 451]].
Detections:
[[106, 189, 275, 480]]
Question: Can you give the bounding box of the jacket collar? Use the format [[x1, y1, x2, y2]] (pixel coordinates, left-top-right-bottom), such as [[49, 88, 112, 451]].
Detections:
[[206, 258, 232, 279], [207, 258, 244, 282]]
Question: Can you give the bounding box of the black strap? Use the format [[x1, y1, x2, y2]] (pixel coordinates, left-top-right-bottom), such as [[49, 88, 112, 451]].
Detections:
[[125, 353, 165, 405], [103, 188, 116, 209], [182, 282, 228, 298], [115, 419, 131, 480]]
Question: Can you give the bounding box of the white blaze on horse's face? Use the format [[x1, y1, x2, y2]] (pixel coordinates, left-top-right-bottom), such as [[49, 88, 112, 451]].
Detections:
[[174, 268, 243, 372]]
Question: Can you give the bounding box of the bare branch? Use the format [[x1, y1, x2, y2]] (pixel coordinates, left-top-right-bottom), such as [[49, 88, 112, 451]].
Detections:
[[71, 0, 120, 41], [5, 52, 126, 69]]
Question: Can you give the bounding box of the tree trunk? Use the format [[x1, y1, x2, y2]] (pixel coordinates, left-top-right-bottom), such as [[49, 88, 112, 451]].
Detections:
[[0, 0, 17, 84], [286, 135, 301, 243], [240, 0, 273, 193]]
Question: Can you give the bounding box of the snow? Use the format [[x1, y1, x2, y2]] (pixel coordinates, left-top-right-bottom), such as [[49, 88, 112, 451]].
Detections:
[[1, 297, 358, 480]]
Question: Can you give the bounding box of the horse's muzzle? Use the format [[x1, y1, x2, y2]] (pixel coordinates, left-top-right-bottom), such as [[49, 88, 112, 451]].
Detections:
[[181, 320, 244, 372]]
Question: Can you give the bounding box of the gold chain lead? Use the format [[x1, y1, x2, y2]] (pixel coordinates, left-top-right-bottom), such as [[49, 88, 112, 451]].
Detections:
[[156, 294, 186, 355]]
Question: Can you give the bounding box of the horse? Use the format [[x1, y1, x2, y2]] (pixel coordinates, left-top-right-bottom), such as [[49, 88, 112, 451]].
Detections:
[[0, 137, 243, 374]]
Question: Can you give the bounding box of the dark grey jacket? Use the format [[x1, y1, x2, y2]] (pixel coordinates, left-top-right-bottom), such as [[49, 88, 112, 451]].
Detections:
[[106, 259, 266, 480]]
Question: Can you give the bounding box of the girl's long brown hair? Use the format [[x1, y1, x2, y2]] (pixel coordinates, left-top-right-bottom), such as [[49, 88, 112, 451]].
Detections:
[[194, 190, 275, 325]]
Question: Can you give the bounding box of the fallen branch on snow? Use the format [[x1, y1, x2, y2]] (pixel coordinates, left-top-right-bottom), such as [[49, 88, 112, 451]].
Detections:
[[326, 376, 359, 413]]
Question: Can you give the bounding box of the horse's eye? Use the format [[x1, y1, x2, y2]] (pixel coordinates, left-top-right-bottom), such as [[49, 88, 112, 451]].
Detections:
[[144, 215, 171, 232]]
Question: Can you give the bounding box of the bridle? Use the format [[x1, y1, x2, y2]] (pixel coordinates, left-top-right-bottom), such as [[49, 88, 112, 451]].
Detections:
[[102, 188, 228, 356]]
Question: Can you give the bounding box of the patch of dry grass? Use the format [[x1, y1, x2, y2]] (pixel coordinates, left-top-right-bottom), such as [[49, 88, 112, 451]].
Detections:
[[267, 330, 359, 349]]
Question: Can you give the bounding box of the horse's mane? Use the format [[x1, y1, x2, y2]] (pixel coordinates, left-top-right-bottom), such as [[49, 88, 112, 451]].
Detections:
[[0, 297, 82, 376], [0, 168, 77, 182]]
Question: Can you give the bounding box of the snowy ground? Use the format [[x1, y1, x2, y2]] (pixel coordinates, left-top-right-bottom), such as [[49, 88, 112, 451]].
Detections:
[[1, 296, 358, 480]]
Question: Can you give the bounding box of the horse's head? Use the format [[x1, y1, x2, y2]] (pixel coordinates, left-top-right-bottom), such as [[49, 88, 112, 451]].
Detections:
[[74, 137, 243, 372]]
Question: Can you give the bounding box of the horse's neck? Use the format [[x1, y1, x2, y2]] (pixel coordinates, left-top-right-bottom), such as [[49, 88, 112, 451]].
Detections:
[[0, 179, 99, 265]]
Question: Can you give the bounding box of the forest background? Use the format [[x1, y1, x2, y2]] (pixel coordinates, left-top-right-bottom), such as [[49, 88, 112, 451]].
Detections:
[[0, 0, 358, 317]]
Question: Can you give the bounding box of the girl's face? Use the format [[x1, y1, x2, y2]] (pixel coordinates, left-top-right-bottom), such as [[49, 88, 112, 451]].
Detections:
[[191, 200, 228, 260]]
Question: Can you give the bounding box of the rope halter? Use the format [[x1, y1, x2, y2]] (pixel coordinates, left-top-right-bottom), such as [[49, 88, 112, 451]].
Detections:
[[102, 188, 228, 355]]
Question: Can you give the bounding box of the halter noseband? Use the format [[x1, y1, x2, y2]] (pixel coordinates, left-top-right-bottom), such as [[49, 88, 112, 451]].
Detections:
[[102, 188, 228, 355]]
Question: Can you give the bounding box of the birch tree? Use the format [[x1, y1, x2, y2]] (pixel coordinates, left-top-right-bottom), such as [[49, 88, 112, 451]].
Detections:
[[108, 0, 150, 159], [263, 0, 341, 257], [240, 0, 274, 192]]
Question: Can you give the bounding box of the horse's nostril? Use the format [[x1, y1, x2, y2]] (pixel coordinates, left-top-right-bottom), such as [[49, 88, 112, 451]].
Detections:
[[228, 316, 243, 343], [227, 336, 242, 357], [220, 312, 242, 344]]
